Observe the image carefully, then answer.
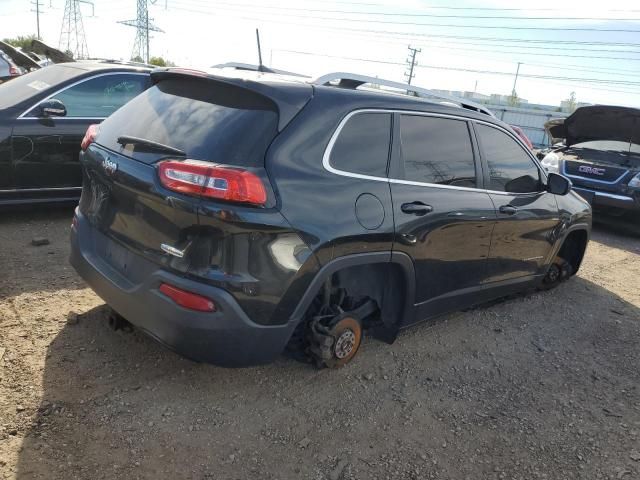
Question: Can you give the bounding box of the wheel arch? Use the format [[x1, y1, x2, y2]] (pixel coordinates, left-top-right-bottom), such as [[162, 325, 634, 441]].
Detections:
[[289, 251, 415, 330], [550, 223, 590, 275]]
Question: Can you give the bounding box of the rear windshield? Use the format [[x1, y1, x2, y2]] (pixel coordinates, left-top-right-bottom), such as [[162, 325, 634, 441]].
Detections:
[[0, 64, 82, 109], [96, 77, 279, 166]]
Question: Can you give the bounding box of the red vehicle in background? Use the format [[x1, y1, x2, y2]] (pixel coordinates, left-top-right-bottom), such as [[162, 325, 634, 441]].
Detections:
[[511, 125, 534, 150]]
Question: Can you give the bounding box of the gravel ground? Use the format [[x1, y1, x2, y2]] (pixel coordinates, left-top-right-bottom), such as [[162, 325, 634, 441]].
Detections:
[[0, 207, 639, 480]]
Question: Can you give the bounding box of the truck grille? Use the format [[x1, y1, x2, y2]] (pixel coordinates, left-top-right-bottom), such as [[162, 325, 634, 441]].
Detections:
[[564, 160, 627, 183]]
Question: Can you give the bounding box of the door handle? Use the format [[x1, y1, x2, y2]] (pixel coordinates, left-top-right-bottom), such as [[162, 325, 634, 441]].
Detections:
[[499, 205, 518, 215], [401, 202, 433, 216]]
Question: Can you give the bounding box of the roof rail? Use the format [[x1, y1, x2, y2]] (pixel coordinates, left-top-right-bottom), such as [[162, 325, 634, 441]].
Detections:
[[312, 72, 494, 117]]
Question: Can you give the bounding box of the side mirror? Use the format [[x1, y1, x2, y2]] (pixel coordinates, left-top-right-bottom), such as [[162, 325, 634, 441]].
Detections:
[[38, 99, 67, 117], [546, 172, 572, 196]]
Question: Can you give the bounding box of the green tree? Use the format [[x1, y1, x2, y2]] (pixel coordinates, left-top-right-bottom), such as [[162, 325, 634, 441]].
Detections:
[[3, 35, 37, 49], [148, 56, 175, 67], [565, 91, 577, 112], [508, 90, 520, 107]]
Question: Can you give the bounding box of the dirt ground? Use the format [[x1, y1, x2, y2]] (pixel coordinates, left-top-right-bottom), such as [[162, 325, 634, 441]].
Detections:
[[0, 207, 639, 480]]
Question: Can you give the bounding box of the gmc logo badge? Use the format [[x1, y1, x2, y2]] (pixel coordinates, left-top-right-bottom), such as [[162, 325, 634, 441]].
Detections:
[[578, 165, 605, 176]]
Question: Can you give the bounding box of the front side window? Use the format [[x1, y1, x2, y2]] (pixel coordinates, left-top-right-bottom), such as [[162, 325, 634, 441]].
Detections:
[[399, 115, 477, 187], [31, 73, 147, 118], [476, 124, 542, 193], [330, 112, 391, 177]]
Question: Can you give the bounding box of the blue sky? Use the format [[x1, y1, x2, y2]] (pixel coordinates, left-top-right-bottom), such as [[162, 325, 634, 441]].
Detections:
[[1, 0, 639, 108]]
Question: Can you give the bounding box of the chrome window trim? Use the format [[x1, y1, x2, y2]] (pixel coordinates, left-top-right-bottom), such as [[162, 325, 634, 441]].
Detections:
[[17, 71, 149, 119], [322, 108, 548, 196]]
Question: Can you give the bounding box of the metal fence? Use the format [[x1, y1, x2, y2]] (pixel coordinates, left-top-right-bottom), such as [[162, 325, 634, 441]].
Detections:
[[486, 104, 569, 147]]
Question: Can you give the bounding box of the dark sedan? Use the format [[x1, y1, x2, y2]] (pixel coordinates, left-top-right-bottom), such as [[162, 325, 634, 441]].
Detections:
[[0, 60, 152, 206]]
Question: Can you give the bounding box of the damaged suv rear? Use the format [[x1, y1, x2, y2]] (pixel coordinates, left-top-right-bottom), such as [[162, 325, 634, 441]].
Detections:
[[541, 106, 640, 215]]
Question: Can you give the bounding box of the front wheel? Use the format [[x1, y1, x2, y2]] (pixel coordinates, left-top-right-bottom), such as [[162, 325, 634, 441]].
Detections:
[[309, 314, 363, 369], [540, 256, 573, 290]]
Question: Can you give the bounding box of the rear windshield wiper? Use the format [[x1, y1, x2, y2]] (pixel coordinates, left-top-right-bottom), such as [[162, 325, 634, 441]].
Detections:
[[117, 135, 186, 156]]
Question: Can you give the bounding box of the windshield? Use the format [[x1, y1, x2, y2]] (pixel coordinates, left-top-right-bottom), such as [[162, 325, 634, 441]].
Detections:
[[0, 64, 83, 109], [97, 77, 279, 166], [571, 140, 640, 155]]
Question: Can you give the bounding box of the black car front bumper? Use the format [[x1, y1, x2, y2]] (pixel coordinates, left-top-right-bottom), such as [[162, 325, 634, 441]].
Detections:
[[69, 211, 298, 367]]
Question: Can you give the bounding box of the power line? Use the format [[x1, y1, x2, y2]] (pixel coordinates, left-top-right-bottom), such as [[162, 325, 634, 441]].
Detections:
[[313, 30, 640, 76], [275, 49, 640, 89], [98, 1, 640, 48], [166, 2, 640, 35], [403, 42, 640, 62], [173, 0, 640, 21], [169, 0, 640, 31]]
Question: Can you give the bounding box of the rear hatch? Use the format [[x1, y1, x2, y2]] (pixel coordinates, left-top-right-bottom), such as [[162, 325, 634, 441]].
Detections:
[[79, 71, 311, 276]]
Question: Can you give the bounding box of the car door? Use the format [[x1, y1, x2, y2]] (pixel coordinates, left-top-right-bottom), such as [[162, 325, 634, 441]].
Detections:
[[11, 72, 148, 189], [474, 122, 561, 282], [389, 113, 496, 323]]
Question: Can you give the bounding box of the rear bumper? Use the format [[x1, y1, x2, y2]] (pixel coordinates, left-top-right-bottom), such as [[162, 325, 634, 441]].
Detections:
[[573, 187, 640, 212], [69, 211, 297, 367]]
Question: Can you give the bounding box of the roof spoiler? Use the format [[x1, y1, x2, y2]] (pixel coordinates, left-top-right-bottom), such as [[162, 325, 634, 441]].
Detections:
[[150, 69, 313, 131]]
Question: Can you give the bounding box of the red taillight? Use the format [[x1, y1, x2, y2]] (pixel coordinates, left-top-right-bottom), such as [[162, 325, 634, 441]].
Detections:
[[159, 283, 216, 312], [158, 160, 267, 206], [81, 124, 100, 151], [9, 66, 19, 76]]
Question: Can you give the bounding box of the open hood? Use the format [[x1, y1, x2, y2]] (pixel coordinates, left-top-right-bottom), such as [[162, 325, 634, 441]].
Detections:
[[545, 105, 640, 147], [29, 39, 74, 64], [0, 40, 41, 71]]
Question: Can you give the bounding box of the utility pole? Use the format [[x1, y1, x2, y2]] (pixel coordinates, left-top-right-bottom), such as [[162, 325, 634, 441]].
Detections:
[[404, 45, 421, 87], [31, 0, 43, 39], [511, 62, 522, 97]]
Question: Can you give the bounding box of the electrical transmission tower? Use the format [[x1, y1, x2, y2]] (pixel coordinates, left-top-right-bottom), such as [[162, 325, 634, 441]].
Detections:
[[119, 0, 163, 63], [404, 45, 421, 87], [59, 0, 91, 59]]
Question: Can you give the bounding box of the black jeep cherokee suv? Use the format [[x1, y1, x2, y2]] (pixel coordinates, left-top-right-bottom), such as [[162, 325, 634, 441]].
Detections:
[[70, 69, 591, 368]]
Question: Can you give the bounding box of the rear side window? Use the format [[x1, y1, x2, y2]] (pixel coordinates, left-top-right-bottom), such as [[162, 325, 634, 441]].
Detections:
[[97, 77, 278, 167], [330, 112, 391, 177], [399, 115, 476, 187], [34, 73, 147, 118], [476, 124, 541, 193]]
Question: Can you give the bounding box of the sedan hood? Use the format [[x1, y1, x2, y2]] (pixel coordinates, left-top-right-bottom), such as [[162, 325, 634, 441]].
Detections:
[[545, 105, 640, 147]]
